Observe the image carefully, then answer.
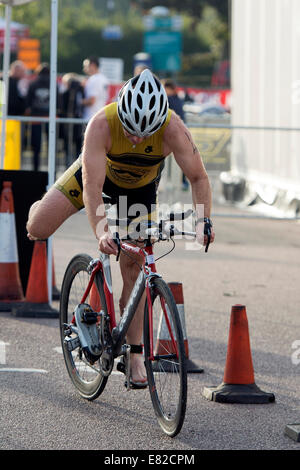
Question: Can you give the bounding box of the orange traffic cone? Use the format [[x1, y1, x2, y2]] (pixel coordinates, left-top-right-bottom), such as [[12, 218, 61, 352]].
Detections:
[[154, 282, 203, 373], [202, 305, 275, 403], [0, 181, 25, 311], [12, 241, 58, 318]]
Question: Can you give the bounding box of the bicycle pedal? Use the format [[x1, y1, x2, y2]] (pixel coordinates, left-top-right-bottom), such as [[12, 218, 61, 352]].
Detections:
[[116, 358, 126, 374], [64, 335, 81, 352], [116, 346, 131, 391], [81, 307, 98, 324]]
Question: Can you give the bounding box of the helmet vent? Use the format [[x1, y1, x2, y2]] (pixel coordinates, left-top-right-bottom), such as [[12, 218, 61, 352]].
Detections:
[[125, 119, 135, 132], [154, 77, 161, 90], [137, 93, 143, 109], [122, 99, 127, 113], [149, 82, 153, 94], [149, 96, 156, 110], [135, 109, 140, 124], [160, 95, 164, 113], [128, 90, 132, 108], [141, 116, 147, 133], [149, 111, 155, 125], [140, 81, 146, 93], [131, 75, 139, 87]]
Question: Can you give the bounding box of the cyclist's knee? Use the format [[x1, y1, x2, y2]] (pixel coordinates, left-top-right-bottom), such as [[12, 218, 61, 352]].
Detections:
[[26, 214, 53, 240], [26, 201, 48, 239], [27, 188, 78, 240]]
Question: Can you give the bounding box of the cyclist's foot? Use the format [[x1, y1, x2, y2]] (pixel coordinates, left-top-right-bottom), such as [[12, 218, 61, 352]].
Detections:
[[129, 353, 148, 388], [117, 345, 148, 389]]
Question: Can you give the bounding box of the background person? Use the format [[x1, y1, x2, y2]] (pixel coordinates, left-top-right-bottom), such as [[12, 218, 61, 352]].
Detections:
[[8, 60, 27, 116], [162, 78, 189, 191], [7, 60, 28, 161], [25, 63, 51, 172], [133, 64, 149, 76], [60, 73, 85, 167], [26, 62, 61, 172], [82, 56, 109, 122]]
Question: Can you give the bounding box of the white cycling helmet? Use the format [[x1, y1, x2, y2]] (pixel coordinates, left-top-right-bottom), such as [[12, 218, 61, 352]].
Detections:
[[117, 69, 169, 138]]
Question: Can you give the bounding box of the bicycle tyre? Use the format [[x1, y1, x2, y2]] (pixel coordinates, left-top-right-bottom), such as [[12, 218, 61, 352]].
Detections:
[[144, 277, 187, 437], [59, 253, 108, 400]]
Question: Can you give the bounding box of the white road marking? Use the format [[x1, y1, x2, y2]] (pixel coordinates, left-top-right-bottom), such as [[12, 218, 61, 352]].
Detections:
[[0, 341, 10, 365], [0, 368, 48, 373], [0, 340, 48, 373]]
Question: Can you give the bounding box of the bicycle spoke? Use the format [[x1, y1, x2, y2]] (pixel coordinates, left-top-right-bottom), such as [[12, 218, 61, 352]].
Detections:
[[59, 254, 108, 400], [144, 278, 187, 437]]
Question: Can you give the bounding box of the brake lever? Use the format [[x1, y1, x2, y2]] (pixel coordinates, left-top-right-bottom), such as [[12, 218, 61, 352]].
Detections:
[[205, 234, 211, 252], [204, 223, 211, 253], [112, 232, 121, 261]]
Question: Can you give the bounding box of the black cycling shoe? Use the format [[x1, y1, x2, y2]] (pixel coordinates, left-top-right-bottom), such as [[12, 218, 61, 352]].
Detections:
[[74, 303, 102, 364]]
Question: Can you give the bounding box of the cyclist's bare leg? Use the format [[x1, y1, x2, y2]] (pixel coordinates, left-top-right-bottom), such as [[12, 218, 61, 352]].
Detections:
[[119, 250, 147, 384], [26, 187, 78, 240]]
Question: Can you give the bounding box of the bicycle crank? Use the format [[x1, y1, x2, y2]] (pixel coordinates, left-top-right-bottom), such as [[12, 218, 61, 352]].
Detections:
[[99, 312, 114, 376]]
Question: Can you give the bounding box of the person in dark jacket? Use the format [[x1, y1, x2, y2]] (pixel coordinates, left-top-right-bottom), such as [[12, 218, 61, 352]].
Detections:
[[26, 63, 50, 171], [60, 73, 84, 167], [162, 78, 189, 190], [8, 60, 27, 116], [26, 63, 55, 171]]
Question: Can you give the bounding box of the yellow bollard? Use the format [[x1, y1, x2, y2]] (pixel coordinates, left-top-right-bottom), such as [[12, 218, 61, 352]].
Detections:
[[0, 120, 21, 170]]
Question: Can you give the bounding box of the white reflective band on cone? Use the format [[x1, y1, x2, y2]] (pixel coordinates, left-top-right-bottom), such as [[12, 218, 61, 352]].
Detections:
[[0, 213, 19, 263]]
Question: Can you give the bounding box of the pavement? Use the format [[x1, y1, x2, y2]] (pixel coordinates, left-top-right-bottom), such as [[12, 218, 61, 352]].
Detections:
[[1, 170, 300, 452]]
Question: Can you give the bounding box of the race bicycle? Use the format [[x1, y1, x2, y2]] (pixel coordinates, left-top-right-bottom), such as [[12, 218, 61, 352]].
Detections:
[[59, 208, 211, 438]]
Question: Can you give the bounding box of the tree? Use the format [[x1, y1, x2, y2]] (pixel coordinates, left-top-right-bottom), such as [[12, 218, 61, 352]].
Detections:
[[131, 0, 229, 22], [0, 0, 229, 85]]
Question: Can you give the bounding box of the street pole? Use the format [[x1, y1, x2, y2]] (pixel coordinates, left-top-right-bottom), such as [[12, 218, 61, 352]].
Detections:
[[47, 0, 58, 305], [0, 4, 12, 169]]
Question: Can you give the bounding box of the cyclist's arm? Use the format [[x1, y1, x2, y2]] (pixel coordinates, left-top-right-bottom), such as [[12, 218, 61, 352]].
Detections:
[[164, 114, 215, 244], [81, 112, 117, 254]]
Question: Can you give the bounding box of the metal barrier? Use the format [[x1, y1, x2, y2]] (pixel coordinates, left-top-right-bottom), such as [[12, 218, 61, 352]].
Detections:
[[2, 115, 300, 221]]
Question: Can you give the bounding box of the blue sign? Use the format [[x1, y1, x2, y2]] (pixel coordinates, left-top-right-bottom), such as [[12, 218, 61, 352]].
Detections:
[[143, 15, 183, 31], [102, 25, 123, 40], [144, 30, 182, 72]]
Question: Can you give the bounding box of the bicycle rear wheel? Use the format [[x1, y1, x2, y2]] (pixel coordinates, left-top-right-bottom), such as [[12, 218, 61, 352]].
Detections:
[[144, 277, 187, 437], [59, 253, 108, 400]]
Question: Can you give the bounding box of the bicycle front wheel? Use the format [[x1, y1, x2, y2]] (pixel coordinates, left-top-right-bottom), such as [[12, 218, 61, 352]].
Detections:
[[144, 277, 187, 437], [59, 253, 108, 401]]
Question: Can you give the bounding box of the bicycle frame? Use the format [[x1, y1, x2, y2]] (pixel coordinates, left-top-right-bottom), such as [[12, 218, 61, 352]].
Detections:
[[77, 240, 179, 361]]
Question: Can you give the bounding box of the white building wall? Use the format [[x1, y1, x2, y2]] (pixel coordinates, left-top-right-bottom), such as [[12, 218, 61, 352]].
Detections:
[[231, 0, 300, 199]]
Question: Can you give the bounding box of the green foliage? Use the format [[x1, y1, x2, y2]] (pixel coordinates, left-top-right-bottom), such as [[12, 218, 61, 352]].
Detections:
[[132, 0, 229, 22], [0, 0, 229, 86]]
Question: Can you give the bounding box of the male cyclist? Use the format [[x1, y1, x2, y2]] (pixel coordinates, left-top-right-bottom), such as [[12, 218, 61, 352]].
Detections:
[[26, 69, 215, 388]]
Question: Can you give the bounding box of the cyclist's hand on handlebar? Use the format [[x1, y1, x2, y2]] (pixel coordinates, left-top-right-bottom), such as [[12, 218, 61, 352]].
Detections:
[[98, 232, 119, 256], [195, 217, 215, 252]]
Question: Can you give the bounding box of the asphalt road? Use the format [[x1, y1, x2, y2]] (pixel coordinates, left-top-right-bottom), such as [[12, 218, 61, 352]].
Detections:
[[1, 192, 300, 452]]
